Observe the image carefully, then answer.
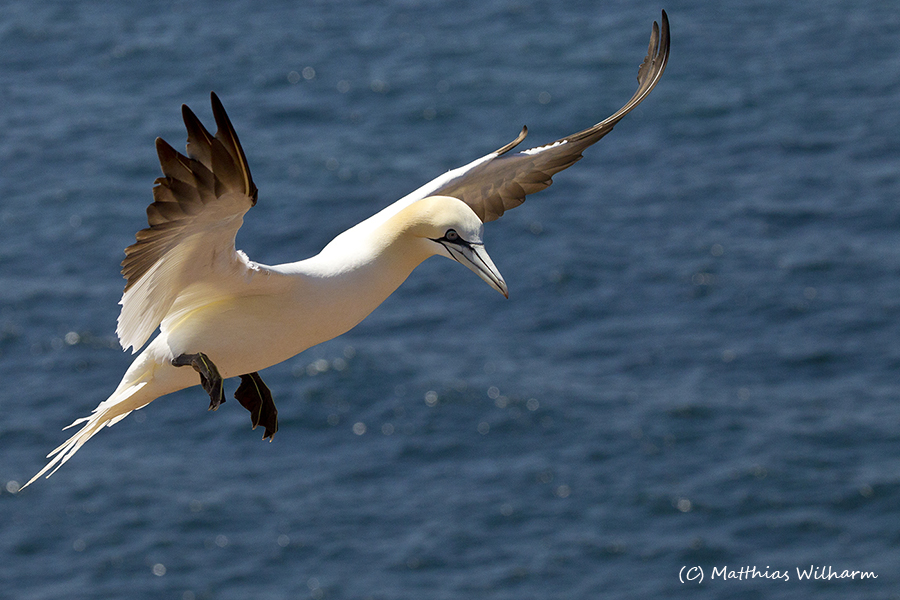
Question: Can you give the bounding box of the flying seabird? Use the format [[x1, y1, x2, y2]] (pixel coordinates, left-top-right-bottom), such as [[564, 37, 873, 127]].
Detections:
[[23, 12, 669, 488]]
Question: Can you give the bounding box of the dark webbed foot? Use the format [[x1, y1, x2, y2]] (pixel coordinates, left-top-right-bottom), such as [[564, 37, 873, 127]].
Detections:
[[172, 352, 225, 410], [235, 372, 279, 441]]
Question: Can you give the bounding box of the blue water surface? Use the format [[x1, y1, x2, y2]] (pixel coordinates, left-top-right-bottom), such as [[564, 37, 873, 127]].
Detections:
[[2, 0, 899, 598]]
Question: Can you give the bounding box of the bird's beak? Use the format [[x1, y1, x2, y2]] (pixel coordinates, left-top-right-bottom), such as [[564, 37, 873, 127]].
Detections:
[[444, 242, 508, 298]]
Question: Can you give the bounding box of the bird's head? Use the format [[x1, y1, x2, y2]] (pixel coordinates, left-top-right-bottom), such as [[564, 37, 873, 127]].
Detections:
[[400, 195, 508, 298]]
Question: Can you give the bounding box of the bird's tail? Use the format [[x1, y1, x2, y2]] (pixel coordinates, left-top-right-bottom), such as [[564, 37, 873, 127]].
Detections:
[[21, 361, 158, 490]]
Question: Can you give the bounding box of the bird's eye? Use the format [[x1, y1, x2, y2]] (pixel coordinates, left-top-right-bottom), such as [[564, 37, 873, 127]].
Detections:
[[445, 229, 460, 242]]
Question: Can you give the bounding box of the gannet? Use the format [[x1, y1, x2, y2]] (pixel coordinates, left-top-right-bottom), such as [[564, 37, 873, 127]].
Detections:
[[23, 12, 668, 488]]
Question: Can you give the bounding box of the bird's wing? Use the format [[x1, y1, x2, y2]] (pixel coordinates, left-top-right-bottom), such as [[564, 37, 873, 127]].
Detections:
[[117, 92, 259, 352], [399, 10, 669, 223]]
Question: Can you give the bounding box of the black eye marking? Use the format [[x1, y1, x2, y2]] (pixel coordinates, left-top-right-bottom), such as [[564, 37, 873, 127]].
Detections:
[[432, 228, 477, 250]]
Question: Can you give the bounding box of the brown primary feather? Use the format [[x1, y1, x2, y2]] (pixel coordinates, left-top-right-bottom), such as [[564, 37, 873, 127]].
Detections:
[[121, 92, 257, 292], [432, 10, 670, 223]]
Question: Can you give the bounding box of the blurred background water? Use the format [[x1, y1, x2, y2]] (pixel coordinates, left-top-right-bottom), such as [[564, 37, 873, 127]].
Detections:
[[2, 0, 899, 598]]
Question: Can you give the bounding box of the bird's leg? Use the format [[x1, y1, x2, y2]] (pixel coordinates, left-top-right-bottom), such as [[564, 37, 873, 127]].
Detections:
[[172, 352, 226, 411], [234, 372, 279, 441]]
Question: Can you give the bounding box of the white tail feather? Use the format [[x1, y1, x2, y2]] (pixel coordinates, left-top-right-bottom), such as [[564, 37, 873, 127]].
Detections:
[[20, 380, 151, 490]]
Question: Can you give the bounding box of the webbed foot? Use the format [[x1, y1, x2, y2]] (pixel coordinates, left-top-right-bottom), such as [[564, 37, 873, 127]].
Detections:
[[235, 372, 278, 441], [172, 352, 225, 410]]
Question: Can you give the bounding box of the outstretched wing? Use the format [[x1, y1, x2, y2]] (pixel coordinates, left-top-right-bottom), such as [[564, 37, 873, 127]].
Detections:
[[117, 92, 258, 352], [401, 10, 669, 222]]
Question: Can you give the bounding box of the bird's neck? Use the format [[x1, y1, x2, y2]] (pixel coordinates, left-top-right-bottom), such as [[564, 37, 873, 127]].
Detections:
[[275, 216, 436, 348]]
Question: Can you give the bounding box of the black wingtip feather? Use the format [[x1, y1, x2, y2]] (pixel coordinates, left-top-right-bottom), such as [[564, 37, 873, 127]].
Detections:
[[208, 92, 258, 203]]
